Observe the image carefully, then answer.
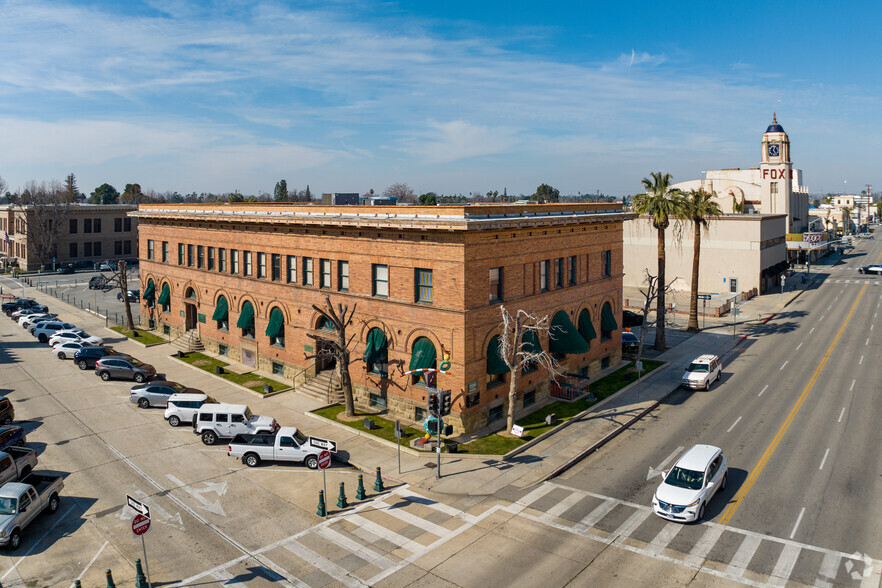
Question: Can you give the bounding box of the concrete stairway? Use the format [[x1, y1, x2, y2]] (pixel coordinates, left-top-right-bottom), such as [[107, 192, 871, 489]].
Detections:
[[297, 370, 344, 404], [172, 330, 204, 353]]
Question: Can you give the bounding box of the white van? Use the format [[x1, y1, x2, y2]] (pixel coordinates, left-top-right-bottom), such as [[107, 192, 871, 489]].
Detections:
[[193, 403, 278, 445], [681, 354, 722, 390], [164, 393, 217, 427]]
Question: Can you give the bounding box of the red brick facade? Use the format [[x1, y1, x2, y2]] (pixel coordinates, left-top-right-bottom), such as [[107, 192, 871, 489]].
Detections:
[[134, 203, 633, 434]]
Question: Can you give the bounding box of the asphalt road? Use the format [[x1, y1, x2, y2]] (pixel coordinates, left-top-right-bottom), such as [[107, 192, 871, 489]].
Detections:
[[556, 236, 882, 571]]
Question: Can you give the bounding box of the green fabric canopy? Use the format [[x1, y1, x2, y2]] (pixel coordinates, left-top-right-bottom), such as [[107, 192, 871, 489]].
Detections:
[[486, 336, 509, 375], [211, 295, 228, 321], [521, 329, 543, 355], [363, 328, 388, 366], [143, 280, 155, 305], [549, 311, 590, 355], [156, 283, 171, 307], [408, 337, 436, 372], [265, 307, 284, 338], [601, 302, 618, 332], [578, 309, 596, 343], [237, 301, 255, 329]]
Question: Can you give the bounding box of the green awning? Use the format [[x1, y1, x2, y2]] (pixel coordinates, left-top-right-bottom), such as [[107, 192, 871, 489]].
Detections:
[[601, 302, 618, 332], [363, 328, 388, 365], [521, 329, 543, 355], [408, 337, 436, 372], [549, 311, 590, 355], [211, 295, 228, 321], [143, 280, 155, 304], [237, 301, 255, 329], [486, 336, 509, 375], [156, 283, 171, 306], [578, 309, 596, 342], [265, 307, 284, 338]]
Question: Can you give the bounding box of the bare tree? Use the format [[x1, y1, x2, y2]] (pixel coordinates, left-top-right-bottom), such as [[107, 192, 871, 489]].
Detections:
[[104, 260, 138, 334], [20, 180, 71, 269], [384, 182, 416, 203], [305, 296, 358, 416], [632, 270, 679, 359], [0, 176, 7, 199], [497, 305, 559, 432]]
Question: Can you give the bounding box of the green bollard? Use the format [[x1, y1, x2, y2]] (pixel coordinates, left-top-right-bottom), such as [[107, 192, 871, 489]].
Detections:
[[105, 568, 116, 588], [374, 466, 385, 492], [356, 474, 367, 500], [337, 482, 348, 509], [135, 558, 149, 588], [74, 581, 82, 588], [316, 489, 326, 517]]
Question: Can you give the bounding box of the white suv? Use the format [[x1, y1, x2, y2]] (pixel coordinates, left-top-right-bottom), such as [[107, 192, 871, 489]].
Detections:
[[652, 444, 728, 522], [165, 393, 218, 427], [193, 403, 278, 445], [681, 354, 722, 390]]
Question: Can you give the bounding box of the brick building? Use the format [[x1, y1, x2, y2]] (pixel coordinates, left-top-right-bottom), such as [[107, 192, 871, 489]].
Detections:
[[133, 203, 634, 434]]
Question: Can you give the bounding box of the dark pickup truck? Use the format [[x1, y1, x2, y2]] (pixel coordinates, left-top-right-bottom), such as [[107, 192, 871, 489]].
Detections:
[[3, 300, 49, 317]]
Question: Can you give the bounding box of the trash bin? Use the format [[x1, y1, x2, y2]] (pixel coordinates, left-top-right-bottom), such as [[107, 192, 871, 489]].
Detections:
[[446, 442, 458, 454], [215, 366, 224, 375]]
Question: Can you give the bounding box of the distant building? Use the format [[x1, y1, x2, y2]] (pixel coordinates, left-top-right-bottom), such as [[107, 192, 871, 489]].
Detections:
[[321, 193, 360, 205]]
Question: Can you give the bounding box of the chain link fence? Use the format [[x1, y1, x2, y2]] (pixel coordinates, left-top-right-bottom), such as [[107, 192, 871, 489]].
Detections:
[[30, 279, 140, 329]]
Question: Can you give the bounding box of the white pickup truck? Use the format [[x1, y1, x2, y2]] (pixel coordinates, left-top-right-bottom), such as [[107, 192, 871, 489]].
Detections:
[[0, 448, 38, 487], [0, 473, 63, 550], [227, 427, 324, 469]]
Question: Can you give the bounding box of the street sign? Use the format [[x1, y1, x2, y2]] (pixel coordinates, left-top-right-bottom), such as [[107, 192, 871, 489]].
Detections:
[[132, 514, 151, 536], [696, 294, 711, 300], [636, 360, 643, 371], [309, 436, 337, 454], [317, 450, 331, 470], [127, 495, 150, 518]]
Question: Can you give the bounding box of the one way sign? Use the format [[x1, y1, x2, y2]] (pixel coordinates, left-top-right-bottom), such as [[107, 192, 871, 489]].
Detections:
[[127, 494, 150, 518], [309, 436, 337, 454]]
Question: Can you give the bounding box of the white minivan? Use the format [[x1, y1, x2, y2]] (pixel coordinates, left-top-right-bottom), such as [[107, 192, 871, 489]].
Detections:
[[164, 393, 217, 427], [681, 354, 722, 390]]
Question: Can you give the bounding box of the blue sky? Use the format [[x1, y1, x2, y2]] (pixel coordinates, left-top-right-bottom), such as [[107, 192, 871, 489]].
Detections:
[[1, 0, 880, 197]]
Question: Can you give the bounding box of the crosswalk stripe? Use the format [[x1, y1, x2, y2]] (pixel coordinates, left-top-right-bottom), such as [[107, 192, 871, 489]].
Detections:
[[768, 544, 802, 587], [646, 523, 683, 555], [211, 570, 252, 588], [684, 525, 725, 567], [283, 540, 364, 588], [861, 558, 882, 588], [395, 490, 466, 518], [725, 535, 763, 577], [379, 502, 454, 538], [509, 484, 557, 513], [814, 552, 841, 588], [543, 491, 587, 518], [576, 499, 618, 530], [317, 526, 396, 571], [346, 513, 425, 554], [610, 509, 651, 544]]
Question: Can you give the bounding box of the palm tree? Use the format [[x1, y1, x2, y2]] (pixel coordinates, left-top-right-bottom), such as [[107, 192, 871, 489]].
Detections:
[[841, 206, 852, 235], [680, 188, 722, 332], [633, 172, 683, 351]]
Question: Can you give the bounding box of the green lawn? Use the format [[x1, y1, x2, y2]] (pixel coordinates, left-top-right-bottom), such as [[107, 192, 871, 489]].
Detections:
[[313, 405, 427, 445], [175, 352, 287, 393], [110, 326, 166, 346]]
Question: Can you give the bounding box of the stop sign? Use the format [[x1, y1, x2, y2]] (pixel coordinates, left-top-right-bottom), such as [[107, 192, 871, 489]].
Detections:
[[317, 450, 331, 470], [132, 514, 151, 536]]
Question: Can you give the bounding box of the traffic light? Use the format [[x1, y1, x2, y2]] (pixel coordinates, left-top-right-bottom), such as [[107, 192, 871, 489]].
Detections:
[[427, 390, 439, 416], [426, 418, 439, 434], [439, 390, 452, 416], [443, 424, 453, 436]]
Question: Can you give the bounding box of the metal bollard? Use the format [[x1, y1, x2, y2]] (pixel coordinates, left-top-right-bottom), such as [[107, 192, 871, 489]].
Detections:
[[105, 568, 116, 588], [134, 558, 149, 588], [374, 466, 385, 492], [337, 482, 348, 509], [316, 489, 326, 517], [356, 474, 367, 500]]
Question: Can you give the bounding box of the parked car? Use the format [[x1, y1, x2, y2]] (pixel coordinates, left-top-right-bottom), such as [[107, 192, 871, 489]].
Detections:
[[95, 357, 156, 383], [681, 354, 722, 391], [0, 427, 26, 452], [52, 341, 94, 360], [48, 330, 103, 347], [74, 347, 125, 370], [88, 276, 107, 290], [55, 265, 74, 275], [652, 444, 728, 522], [0, 448, 38, 487], [130, 381, 201, 409], [0, 399, 13, 426], [622, 310, 644, 327], [164, 393, 218, 427], [117, 290, 139, 302], [193, 403, 278, 445], [622, 331, 640, 352], [858, 264, 882, 275], [98, 262, 117, 272], [31, 322, 81, 343], [10, 308, 44, 320], [227, 427, 324, 469], [2, 300, 48, 317], [18, 314, 56, 329], [0, 473, 64, 549]]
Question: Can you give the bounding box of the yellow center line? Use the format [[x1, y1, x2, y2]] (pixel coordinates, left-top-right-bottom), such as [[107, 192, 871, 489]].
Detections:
[[718, 282, 868, 525]]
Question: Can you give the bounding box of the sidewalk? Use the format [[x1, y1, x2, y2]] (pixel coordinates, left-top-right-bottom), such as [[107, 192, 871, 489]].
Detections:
[[0, 273, 805, 499]]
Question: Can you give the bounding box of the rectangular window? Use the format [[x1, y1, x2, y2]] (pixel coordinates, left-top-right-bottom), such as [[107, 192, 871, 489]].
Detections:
[[162, 241, 168, 263], [320, 259, 331, 288], [231, 249, 239, 274], [489, 267, 503, 303], [373, 264, 389, 297], [84, 219, 92, 233], [243, 251, 252, 276], [124, 240, 132, 255], [187, 244, 194, 267], [124, 218, 131, 232], [197, 245, 204, 269], [114, 241, 122, 255], [303, 257, 313, 285], [271, 254, 281, 281], [69, 219, 77, 234], [84, 242, 92, 257], [257, 252, 266, 278], [218, 344, 228, 357], [272, 362, 284, 376], [488, 405, 503, 422], [540, 260, 550, 291], [770, 182, 778, 195], [602, 250, 612, 278], [218, 248, 226, 272], [69, 243, 77, 258], [415, 268, 432, 303], [147, 240, 154, 260], [286, 255, 297, 283], [93, 218, 101, 233], [569, 255, 577, 285], [178, 244, 184, 264], [338, 261, 349, 292], [207, 247, 215, 270], [523, 390, 536, 408], [114, 218, 122, 232], [94, 241, 101, 256], [555, 258, 564, 288]]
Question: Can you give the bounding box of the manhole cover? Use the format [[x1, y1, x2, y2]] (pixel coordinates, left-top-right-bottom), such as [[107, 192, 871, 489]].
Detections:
[[424, 462, 437, 469]]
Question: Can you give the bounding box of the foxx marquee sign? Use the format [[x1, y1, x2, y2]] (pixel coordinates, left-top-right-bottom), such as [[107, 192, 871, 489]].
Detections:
[[762, 168, 794, 180]]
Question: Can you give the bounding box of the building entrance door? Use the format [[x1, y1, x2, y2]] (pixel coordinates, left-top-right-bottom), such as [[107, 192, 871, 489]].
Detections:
[[729, 278, 737, 294], [317, 340, 337, 372], [185, 303, 197, 331]]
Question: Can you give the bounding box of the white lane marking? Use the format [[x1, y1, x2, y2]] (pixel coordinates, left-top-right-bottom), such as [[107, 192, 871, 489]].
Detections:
[[0, 503, 78, 581], [838, 407, 846, 423], [860, 355, 864, 365], [726, 534, 763, 577], [810, 327, 815, 334], [780, 361, 788, 370], [511, 484, 557, 513], [543, 490, 588, 518], [790, 507, 806, 539], [816, 551, 841, 587], [851, 379, 856, 391], [577, 500, 618, 530], [727, 417, 742, 433], [610, 509, 650, 545], [684, 525, 725, 567], [758, 385, 769, 397], [827, 305, 832, 311], [70, 540, 110, 588], [646, 523, 682, 555], [796, 342, 803, 350], [769, 543, 802, 587], [648, 446, 685, 481], [819, 315, 825, 322], [819, 448, 830, 470], [872, 324, 875, 331], [166, 474, 227, 516], [866, 338, 871, 346], [875, 313, 878, 319]]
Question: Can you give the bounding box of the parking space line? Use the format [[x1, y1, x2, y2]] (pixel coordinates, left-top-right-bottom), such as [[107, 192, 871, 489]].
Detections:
[[70, 540, 109, 588]]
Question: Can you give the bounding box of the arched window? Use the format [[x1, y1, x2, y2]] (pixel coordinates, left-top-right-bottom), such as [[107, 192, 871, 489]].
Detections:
[[317, 316, 336, 331], [212, 295, 229, 331], [266, 307, 285, 347], [486, 335, 508, 386], [157, 282, 171, 313], [237, 300, 255, 339], [600, 302, 618, 341], [577, 309, 596, 348], [185, 287, 197, 300], [549, 310, 589, 355], [143, 279, 156, 308], [363, 327, 388, 376], [408, 337, 436, 385]]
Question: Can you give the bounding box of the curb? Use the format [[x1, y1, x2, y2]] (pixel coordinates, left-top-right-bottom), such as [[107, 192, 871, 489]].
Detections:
[[169, 354, 273, 399]]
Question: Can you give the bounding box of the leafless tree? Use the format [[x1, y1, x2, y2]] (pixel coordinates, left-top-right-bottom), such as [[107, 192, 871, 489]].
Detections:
[[104, 260, 138, 334], [0, 176, 7, 199], [384, 182, 416, 203], [20, 180, 71, 270], [305, 296, 358, 416], [632, 270, 679, 359], [498, 305, 560, 432]]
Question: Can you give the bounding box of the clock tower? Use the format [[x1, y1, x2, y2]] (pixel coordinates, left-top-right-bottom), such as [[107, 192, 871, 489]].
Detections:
[[759, 114, 803, 232]]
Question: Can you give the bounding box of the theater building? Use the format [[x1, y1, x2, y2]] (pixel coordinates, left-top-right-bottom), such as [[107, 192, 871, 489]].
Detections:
[[133, 202, 634, 434]]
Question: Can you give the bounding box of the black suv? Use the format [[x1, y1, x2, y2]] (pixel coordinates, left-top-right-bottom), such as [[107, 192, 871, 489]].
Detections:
[[2, 299, 49, 316], [74, 347, 127, 370], [0, 398, 13, 425]]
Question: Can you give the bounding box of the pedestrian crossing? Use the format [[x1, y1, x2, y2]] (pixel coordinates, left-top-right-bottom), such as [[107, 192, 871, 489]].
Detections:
[[829, 279, 881, 285]]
